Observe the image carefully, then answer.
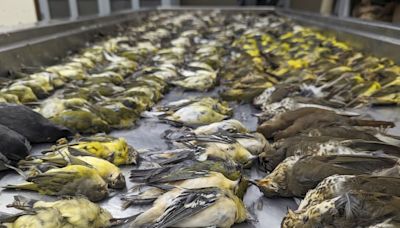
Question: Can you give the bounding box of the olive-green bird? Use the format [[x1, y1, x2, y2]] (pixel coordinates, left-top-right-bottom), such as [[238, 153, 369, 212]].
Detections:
[[4, 165, 108, 202], [2, 195, 113, 228], [19, 148, 126, 189]]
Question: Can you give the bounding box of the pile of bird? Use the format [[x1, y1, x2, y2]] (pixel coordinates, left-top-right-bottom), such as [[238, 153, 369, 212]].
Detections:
[[0, 11, 231, 227], [220, 12, 400, 228], [0, 10, 400, 228]]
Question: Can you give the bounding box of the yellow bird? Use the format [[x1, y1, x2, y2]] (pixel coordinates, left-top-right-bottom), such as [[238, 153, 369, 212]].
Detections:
[[20, 148, 126, 189], [56, 135, 139, 166], [2, 196, 113, 228], [4, 165, 108, 202]]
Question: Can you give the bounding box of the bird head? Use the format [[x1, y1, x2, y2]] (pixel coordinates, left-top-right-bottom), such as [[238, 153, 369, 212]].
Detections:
[[109, 173, 126, 189], [126, 145, 139, 165]]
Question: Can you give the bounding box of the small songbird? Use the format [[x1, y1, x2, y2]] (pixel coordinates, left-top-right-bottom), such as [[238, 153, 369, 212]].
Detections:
[[255, 154, 400, 198], [124, 170, 247, 207], [304, 126, 400, 146], [259, 135, 400, 172], [2, 195, 113, 228], [4, 165, 108, 202], [174, 135, 257, 166], [19, 148, 126, 189], [0, 103, 72, 143], [299, 175, 400, 211], [282, 191, 400, 228], [0, 124, 31, 171], [193, 119, 249, 135], [257, 107, 394, 140], [129, 187, 250, 228], [50, 135, 139, 166]]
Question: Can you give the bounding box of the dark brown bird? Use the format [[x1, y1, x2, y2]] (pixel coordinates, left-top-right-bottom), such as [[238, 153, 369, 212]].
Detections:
[[255, 154, 400, 198], [258, 135, 400, 172], [256, 107, 394, 140]]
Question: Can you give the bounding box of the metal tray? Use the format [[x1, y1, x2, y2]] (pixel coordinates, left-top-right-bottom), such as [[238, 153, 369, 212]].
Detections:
[[1, 7, 400, 228]]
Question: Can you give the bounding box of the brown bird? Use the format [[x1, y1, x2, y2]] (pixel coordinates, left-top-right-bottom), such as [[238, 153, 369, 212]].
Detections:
[[259, 135, 400, 172], [299, 175, 400, 211], [304, 126, 400, 146], [256, 107, 394, 140], [282, 191, 400, 228], [255, 154, 400, 198]]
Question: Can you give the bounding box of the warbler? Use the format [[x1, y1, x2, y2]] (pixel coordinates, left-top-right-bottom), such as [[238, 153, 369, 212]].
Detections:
[[4, 165, 108, 202], [129, 187, 250, 228]]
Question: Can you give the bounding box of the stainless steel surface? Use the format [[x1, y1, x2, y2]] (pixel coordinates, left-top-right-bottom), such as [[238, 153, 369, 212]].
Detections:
[[0, 7, 400, 228], [0, 10, 151, 76]]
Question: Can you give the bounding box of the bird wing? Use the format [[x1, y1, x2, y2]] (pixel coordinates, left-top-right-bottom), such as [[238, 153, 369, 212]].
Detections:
[[0, 211, 36, 223], [289, 155, 398, 196], [175, 135, 236, 144], [151, 187, 220, 228], [27, 170, 79, 193]]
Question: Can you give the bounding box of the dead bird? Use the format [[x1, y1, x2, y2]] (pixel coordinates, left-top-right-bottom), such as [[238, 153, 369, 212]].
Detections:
[[259, 135, 400, 172], [193, 119, 249, 135], [299, 175, 400, 210], [4, 165, 109, 202], [18, 149, 126, 189], [256, 97, 354, 121], [2, 195, 114, 228], [253, 84, 300, 107], [256, 107, 394, 140], [130, 158, 241, 184], [304, 126, 400, 146], [124, 169, 247, 207], [0, 103, 72, 143], [226, 132, 270, 156], [173, 135, 257, 166], [49, 135, 139, 166], [161, 105, 229, 127], [0, 124, 31, 171], [255, 154, 400, 198], [157, 97, 232, 116], [282, 191, 400, 228], [129, 187, 249, 228]]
